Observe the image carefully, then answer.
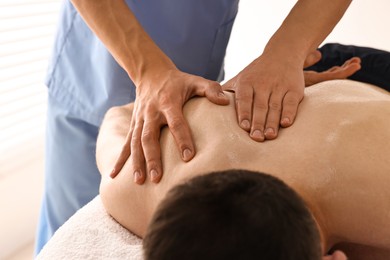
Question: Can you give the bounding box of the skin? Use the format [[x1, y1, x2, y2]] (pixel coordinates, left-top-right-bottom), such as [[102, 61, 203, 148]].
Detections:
[[71, 0, 352, 184], [97, 80, 390, 260]]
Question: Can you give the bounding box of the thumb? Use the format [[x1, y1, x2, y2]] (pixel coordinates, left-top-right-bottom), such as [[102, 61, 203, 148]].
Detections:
[[110, 131, 132, 178], [194, 78, 230, 105], [304, 71, 328, 87], [304, 50, 322, 68]]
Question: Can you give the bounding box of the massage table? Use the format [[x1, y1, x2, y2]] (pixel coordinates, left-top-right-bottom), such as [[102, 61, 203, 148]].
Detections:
[[37, 196, 143, 259]]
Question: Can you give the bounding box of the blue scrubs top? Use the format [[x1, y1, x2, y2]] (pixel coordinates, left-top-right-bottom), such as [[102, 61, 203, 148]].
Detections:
[[46, 0, 239, 126]]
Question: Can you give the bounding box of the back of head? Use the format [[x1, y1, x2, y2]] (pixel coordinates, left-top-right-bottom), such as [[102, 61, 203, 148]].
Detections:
[[143, 169, 322, 260]]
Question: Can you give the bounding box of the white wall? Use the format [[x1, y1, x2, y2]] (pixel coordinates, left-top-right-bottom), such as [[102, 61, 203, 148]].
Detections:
[[0, 1, 60, 259], [225, 0, 390, 79]]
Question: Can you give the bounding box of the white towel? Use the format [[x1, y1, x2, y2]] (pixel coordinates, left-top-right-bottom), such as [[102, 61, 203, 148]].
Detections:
[[37, 196, 143, 260]]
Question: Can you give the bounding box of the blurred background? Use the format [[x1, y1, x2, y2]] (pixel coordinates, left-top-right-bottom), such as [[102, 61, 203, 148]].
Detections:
[[1, 0, 389, 259]]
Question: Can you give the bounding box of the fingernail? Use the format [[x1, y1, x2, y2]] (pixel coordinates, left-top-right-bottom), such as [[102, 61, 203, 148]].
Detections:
[[182, 148, 192, 161], [110, 168, 116, 178], [251, 130, 264, 140], [218, 92, 225, 97], [265, 128, 275, 136], [134, 171, 142, 183], [150, 169, 159, 182], [281, 117, 290, 125], [241, 120, 250, 129]]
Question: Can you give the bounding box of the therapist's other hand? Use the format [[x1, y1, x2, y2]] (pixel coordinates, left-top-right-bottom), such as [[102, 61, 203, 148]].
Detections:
[[111, 68, 229, 184], [303, 50, 361, 87], [223, 52, 305, 142]]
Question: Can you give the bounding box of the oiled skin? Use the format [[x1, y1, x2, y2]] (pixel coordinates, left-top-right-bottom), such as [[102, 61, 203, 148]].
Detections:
[[97, 80, 390, 259]]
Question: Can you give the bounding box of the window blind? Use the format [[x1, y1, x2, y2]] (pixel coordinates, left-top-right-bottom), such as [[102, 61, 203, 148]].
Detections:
[[0, 0, 62, 179]]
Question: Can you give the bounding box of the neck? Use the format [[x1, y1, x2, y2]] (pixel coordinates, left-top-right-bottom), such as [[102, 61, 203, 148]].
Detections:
[[291, 184, 337, 253], [311, 211, 330, 253], [309, 205, 340, 253]]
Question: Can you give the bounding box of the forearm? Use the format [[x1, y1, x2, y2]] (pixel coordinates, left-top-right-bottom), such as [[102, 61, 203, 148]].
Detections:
[[264, 0, 352, 66], [71, 0, 176, 85]]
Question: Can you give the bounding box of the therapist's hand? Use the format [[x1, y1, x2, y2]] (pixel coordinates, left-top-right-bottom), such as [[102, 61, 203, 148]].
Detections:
[[223, 52, 305, 142], [111, 68, 229, 184]]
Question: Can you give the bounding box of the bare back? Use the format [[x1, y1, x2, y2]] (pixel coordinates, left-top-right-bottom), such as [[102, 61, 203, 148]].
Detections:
[[98, 80, 390, 254]]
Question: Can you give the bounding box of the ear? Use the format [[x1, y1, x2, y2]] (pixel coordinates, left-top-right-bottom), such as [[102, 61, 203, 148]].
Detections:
[[323, 250, 347, 260]]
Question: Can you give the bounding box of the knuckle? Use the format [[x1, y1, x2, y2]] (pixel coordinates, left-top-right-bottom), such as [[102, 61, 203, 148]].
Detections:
[[131, 135, 142, 146], [236, 105, 251, 118], [284, 97, 298, 106], [266, 116, 279, 124], [254, 102, 268, 111], [282, 107, 294, 115], [159, 95, 171, 106], [145, 157, 157, 165], [156, 95, 173, 110], [266, 115, 280, 126], [168, 117, 185, 132], [237, 74, 253, 85], [268, 102, 281, 111], [141, 130, 155, 144], [236, 101, 252, 115], [288, 92, 303, 103], [130, 154, 142, 167], [236, 90, 253, 101]]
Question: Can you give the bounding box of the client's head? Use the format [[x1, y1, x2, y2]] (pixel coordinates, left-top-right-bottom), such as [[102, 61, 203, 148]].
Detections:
[[143, 169, 322, 260]]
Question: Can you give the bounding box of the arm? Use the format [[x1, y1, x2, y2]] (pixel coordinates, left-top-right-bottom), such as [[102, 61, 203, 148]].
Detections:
[[70, 0, 173, 85], [223, 0, 352, 141], [71, 0, 229, 184]]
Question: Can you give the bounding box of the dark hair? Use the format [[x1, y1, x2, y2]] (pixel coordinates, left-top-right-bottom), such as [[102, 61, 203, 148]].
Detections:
[[143, 169, 322, 260]]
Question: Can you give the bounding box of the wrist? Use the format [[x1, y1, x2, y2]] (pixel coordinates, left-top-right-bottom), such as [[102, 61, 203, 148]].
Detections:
[[263, 32, 310, 68], [261, 45, 306, 70], [120, 31, 177, 86]]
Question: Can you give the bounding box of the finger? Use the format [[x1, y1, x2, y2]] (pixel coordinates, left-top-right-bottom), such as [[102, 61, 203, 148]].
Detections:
[[342, 57, 361, 67], [235, 85, 254, 132], [165, 108, 195, 162], [340, 57, 361, 73], [110, 114, 136, 178], [249, 92, 269, 142], [335, 63, 361, 78], [204, 81, 230, 105], [303, 50, 322, 68], [131, 120, 146, 184], [192, 78, 229, 105], [264, 91, 284, 140], [141, 118, 163, 183], [321, 62, 361, 81], [328, 66, 340, 72], [110, 129, 132, 178], [280, 91, 303, 128]]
